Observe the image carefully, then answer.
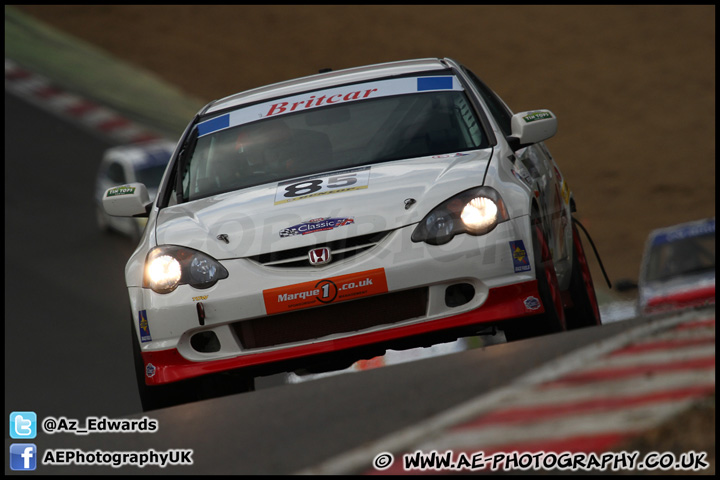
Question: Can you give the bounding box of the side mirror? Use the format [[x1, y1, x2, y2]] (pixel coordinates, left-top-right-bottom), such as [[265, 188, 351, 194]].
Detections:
[[102, 183, 152, 217], [507, 110, 558, 151]]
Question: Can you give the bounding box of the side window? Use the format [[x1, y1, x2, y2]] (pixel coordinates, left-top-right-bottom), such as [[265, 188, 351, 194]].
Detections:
[[107, 162, 126, 184], [463, 68, 513, 138]]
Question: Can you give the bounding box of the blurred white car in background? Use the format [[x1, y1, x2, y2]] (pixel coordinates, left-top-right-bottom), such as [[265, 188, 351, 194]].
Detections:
[[635, 217, 715, 315], [95, 139, 176, 241]]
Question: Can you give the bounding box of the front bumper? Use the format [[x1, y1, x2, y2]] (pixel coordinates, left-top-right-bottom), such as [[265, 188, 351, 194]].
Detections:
[[133, 216, 544, 385], [141, 280, 544, 384]]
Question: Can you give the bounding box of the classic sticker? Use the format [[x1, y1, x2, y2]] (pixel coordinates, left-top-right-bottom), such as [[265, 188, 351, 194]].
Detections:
[[263, 268, 388, 314], [138, 310, 152, 343], [145, 363, 156, 378], [509, 240, 532, 273], [280, 217, 354, 237], [106, 185, 136, 197], [274, 166, 370, 205]]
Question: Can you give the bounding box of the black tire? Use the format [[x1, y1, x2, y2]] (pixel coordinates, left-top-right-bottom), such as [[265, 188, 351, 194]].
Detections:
[[131, 318, 254, 411], [565, 221, 602, 329], [503, 215, 567, 341]]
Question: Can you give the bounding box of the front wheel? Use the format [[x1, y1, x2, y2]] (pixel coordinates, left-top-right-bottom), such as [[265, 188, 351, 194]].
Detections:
[[503, 217, 567, 341]]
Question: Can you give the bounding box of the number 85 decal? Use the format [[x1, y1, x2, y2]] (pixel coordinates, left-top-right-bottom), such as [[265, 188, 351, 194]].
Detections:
[[274, 166, 371, 204]]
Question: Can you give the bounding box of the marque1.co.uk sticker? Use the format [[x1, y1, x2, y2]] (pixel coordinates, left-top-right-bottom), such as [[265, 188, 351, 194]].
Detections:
[[263, 268, 388, 314]]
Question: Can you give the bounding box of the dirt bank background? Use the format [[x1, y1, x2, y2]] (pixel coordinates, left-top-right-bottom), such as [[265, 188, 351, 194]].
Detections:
[[14, 5, 715, 286]]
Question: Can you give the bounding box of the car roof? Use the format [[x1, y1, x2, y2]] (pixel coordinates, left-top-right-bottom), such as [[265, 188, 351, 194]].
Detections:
[[205, 57, 455, 115], [646, 217, 715, 247]]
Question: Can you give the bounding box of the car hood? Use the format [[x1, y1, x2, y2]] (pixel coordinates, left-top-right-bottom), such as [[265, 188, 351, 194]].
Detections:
[[155, 150, 493, 259]]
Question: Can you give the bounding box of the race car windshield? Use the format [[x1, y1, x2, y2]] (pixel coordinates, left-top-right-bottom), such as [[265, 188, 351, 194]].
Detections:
[[178, 89, 487, 202], [644, 231, 716, 282]]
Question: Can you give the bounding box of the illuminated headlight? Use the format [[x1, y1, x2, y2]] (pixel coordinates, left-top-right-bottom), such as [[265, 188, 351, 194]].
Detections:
[[147, 255, 182, 293], [411, 187, 509, 245], [461, 197, 498, 233], [144, 245, 228, 294]]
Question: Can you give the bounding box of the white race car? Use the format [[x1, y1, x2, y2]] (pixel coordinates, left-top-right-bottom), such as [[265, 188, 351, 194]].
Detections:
[[95, 139, 176, 241], [636, 217, 715, 315], [103, 58, 602, 410]]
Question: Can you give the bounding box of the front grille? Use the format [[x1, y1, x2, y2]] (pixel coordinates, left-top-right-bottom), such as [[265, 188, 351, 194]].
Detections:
[[248, 231, 390, 268], [233, 287, 428, 349]]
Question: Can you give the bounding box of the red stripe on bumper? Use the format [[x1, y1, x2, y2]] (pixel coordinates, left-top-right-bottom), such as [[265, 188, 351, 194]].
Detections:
[[142, 280, 542, 385]]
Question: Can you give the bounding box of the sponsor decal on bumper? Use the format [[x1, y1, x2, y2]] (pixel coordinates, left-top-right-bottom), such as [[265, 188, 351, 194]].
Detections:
[[138, 310, 152, 343], [263, 268, 388, 314], [509, 240, 532, 273]]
